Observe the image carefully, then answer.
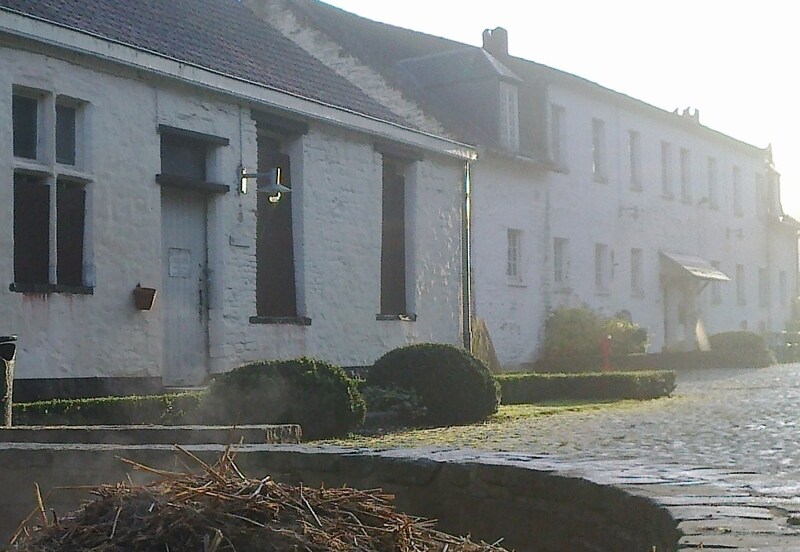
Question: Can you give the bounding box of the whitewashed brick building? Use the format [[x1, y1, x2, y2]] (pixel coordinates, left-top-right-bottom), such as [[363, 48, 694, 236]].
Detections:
[[0, 0, 474, 397], [266, 0, 799, 369]]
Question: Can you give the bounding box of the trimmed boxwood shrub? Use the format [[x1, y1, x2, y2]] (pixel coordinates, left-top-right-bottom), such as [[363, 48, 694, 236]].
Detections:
[[200, 358, 365, 439], [12, 392, 203, 426], [708, 331, 775, 367], [498, 371, 676, 403], [367, 343, 500, 426]]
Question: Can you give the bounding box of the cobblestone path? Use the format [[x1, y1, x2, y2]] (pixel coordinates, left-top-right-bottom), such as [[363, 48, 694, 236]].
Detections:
[[504, 366, 799, 478], [477, 363, 800, 550]]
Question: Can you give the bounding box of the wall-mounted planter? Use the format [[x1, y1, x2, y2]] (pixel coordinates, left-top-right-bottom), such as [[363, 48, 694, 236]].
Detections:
[[133, 285, 157, 311]]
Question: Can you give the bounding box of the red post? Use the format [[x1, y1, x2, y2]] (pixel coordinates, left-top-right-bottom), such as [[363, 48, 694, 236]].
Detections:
[[601, 334, 612, 372]]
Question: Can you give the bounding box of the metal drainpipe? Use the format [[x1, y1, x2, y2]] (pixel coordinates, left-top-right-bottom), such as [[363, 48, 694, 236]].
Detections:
[[462, 161, 472, 352]]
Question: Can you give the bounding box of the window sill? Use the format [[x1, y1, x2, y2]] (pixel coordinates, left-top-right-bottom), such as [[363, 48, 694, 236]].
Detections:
[[593, 174, 608, 184], [553, 285, 572, 294], [661, 193, 674, 201], [508, 281, 527, 288], [56, 166, 93, 184], [10, 283, 93, 295], [595, 289, 611, 297], [13, 159, 51, 177], [249, 316, 311, 326], [551, 164, 569, 175], [376, 313, 417, 322]]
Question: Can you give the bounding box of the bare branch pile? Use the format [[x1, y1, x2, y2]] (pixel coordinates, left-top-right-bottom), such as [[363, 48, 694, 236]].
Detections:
[[10, 448, 508, 551]]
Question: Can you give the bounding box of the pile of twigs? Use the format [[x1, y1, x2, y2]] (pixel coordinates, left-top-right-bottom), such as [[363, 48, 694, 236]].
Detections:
[[10, 447, 507, 551]]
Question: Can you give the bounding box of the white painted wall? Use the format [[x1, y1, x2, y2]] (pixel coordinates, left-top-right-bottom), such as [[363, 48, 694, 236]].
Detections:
[[471, 78, 797, 367], [542, 81, 797, 352], [0, 44, 465, 381], [471, 156, 547, 369]]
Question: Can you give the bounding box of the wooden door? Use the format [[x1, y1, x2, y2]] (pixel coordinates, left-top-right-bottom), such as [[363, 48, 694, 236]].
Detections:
[[161, 187, 209, 386]]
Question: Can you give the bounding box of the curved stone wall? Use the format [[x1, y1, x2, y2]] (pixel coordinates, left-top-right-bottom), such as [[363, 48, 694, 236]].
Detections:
[[0, 443, 680, 551]]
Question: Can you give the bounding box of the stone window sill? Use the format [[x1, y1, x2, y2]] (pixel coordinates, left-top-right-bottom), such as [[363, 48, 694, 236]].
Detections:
[[249, 316, 311, 326], [376, 314, 417, 322], [10, 283, 94, 295]]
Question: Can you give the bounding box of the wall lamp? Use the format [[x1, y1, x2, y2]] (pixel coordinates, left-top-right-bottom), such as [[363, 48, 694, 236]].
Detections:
[[238, 164, 292, 203]]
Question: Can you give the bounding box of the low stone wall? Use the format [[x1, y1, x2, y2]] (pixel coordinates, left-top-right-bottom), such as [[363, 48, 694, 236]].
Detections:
[[0, 444, 679, 551]]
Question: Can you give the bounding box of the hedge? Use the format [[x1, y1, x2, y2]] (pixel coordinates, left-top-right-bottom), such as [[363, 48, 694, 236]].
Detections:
[[12, 392, 203, 426], [199, 358, 365, 439], [498, 371, 676, 404]]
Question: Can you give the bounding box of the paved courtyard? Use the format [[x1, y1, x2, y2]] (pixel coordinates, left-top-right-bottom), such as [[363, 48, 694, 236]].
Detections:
[[468, 363, 800, 550]]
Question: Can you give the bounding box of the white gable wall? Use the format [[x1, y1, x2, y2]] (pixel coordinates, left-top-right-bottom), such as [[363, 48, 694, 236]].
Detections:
[[471, 156, 547, 369]]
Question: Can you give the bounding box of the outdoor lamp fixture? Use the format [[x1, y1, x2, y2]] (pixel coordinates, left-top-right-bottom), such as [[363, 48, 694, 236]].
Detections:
[[239, 165, 292, 203]]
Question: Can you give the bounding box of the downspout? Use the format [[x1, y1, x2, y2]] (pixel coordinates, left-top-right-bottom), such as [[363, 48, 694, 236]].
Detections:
[[462, 160, 473, 352]]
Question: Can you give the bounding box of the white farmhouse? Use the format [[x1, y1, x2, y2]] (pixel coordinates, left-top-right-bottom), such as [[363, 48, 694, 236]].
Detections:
[[259, 1, 799, 368], [0, 0, 474, 398]]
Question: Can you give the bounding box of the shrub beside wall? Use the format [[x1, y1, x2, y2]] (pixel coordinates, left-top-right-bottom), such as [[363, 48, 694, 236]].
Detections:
[[708, 331, 775, 368], [537, 307, 649, 372], [498, 371, 676, 404], [200, 358, 366, 439], [367, 343, 500, 426]]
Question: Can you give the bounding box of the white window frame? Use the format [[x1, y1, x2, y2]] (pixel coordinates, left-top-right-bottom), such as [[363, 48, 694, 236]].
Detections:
[[736, 264, 746, 306], [629, 130, 641, 190], [708, 157, 718, 209], [10, 85, 94, 293], [733, 165, 743, 216], [661, 141, 673, 198], [680, 147, 691, 203], [506, 228, 522, 284], [549, 103, 566, 169], [498, 81, 519, 153], [591, 118, 606, 182], [759, 268, 770, 308]]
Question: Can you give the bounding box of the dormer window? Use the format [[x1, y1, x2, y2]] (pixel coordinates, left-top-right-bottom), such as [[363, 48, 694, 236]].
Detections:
[[498, 81, 519, 152]]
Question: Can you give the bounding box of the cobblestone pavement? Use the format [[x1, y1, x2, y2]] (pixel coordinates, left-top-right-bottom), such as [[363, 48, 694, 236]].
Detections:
[[474, 363, 800, 550], [495, 364, 800, 486]]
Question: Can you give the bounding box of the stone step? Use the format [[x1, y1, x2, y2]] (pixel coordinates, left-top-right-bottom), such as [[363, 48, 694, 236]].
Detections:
[[0, 424, 301, 445]]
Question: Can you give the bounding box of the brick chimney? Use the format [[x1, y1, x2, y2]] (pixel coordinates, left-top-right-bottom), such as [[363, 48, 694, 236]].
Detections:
[[482, 27, 509, 58]]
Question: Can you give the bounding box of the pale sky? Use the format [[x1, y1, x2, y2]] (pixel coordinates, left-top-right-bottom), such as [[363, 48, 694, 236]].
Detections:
[[324, 0, 800, 217]]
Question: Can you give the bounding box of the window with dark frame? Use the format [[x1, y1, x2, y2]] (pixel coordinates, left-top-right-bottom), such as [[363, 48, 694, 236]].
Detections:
[[380, 156, 407, 316], [13, 94, 38, 160], [10, 88, 91, 294], [13, 173, 50, 285], [56, 103, 77, 166], [12, 175, 88, 289], [56, 179, 86, 287], [255, 133, 297, 318]]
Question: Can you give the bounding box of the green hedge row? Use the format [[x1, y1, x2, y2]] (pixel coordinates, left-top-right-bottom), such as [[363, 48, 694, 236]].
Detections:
[[498, 370, 676, 404], [12, 371, 675, 428], [12, 392, 203, 426]]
